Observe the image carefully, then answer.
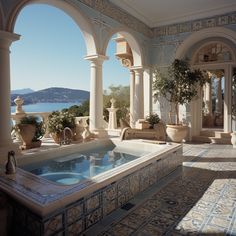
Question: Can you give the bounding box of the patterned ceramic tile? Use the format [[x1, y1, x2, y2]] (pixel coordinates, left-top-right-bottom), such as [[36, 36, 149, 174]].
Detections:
[[138, 222, 165, 235], [86, 193, 101, 213], [101, 223, 134, 236], [139, 166, 150, 192], [117, 178, 129, 196], [129, 172, 140, 196], [67, 219, 84, 235], [117, 192, 130, 207], [149, 163, 157, 185], [67, 202, 83, 224], [86, 208, 102, 228], [102, 184, 116, 202], [44, 214, 63, 236], [103, 199, 116, 217]]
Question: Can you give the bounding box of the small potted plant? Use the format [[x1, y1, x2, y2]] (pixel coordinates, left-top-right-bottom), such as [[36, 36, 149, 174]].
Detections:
[[15, 116, 45, 149], [48, 111, 76, 144], [146, 113, 160, 128], [153, 59, 209, 142], [31, 118, 45, 148]]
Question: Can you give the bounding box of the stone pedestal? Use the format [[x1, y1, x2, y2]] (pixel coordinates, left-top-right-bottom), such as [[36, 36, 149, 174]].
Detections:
[[107, 98, 118, 130]]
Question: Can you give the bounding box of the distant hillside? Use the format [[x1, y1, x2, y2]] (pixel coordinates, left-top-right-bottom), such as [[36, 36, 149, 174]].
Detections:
[[11, 87, 90, 106], [11, 88, 34, 95]]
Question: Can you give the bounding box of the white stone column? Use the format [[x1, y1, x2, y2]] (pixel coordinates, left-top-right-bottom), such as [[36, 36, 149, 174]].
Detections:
[[143, 68, 153, 117], [133, 68, 144, 125], [224, 65, 232, 132], [205, 81, 212, 115], [85, 55, 108, 137], [129, 70, 135, 128], [203, 84, 207, 113], [0, 31, 20, 161], [215, 77, 222, 114]]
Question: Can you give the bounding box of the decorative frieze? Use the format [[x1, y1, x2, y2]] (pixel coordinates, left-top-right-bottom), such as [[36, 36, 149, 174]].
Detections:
[[78, 0, 153, 38], [154, 11, 236, 37]]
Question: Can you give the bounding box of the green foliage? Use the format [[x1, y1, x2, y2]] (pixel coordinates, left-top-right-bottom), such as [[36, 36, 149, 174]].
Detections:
[[146, 113, 160, 127], [153, 59, 209, 124], [62, 100, 90, 117], [17, 115, 45, 141], [48, 111, 76, 134], [103, 85, 130, 125]]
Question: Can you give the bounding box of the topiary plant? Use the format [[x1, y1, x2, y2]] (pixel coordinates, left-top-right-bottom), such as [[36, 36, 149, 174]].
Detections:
[[146, 113, 160, 128]]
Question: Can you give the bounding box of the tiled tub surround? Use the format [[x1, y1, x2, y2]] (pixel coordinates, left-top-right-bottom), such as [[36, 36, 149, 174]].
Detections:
[[0, 139, 182, 235]]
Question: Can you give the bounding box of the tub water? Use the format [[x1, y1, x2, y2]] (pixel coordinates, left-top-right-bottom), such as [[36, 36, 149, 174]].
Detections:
[[22, 142, 150, 185]]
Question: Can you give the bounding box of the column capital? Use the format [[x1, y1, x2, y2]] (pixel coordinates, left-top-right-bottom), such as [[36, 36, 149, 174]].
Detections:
[[84, 54, 109, 63], [0, 31, 20, 48], [130, 66, 144, 73]]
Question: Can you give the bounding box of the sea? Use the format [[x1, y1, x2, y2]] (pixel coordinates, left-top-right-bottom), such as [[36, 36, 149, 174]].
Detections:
[[11, 102, 81, 113]]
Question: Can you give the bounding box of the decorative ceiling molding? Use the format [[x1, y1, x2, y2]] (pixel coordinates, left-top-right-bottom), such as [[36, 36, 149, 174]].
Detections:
[[78, 1, 236, 39], [154, 11, 236, 37]]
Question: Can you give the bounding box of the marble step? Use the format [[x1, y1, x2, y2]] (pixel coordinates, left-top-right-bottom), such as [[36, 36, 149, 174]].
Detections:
[[210, 137, 231, 144], [192, 135, 212, 143], [200, 130, 217, 137], [214, 132, 231, 139]]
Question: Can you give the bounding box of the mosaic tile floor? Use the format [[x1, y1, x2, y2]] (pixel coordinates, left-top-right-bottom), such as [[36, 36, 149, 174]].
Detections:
[[85, 144, 236, 236]]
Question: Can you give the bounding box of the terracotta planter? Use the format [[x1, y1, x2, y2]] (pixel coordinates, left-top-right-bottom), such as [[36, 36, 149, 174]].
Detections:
[[51, 132, 62, 144], [18, 124, 36, 149], [166, 124, 188, 143]]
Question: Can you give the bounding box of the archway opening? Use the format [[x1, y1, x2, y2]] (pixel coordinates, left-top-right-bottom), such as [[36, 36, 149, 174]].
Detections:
[[11, 4, 90, 114], [103, 31, 143, 129], [193, 41, 233, 132], [103, 33, 131, 128]]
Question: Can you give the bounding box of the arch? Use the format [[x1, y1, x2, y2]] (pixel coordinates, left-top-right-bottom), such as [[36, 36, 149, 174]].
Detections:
[[176, 27, 236, 59], [6, 0, 97, 55], [102, 28, 144, 67], [192, 40, 236, 65]]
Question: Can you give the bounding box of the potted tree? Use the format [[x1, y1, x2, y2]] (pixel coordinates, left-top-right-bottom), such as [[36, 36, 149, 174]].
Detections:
[[48, 111, 76, 144], [15, 116, 45, 149], [153, 59, 208, 142]]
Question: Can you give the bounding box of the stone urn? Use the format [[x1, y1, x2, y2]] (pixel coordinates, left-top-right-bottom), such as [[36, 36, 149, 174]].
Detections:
[[231, 132, 236, 148], [166, 124, 188, 143], [18, 124, 36, 149]]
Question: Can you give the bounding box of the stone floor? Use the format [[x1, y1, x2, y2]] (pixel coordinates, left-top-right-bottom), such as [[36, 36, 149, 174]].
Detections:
[[85, 144, 236, 236]]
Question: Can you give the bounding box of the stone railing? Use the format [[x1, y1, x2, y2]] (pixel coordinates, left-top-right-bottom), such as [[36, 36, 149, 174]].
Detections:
[[10, 97, 109, 141]]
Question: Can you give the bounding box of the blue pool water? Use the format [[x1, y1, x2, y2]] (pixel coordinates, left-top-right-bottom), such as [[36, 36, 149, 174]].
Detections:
[[23, 144, 145, 185]]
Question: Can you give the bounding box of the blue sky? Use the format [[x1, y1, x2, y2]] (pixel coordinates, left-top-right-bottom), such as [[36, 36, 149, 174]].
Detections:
[[10, 4, 129, 92]]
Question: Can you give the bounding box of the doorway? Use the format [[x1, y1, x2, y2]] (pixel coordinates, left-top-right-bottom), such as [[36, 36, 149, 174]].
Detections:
[[202, 69, 224, 129]]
